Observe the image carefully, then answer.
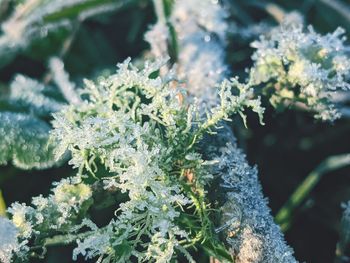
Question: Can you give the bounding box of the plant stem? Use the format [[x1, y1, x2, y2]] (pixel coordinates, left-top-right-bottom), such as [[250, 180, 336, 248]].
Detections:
[[275, 153, 350, 232], [43, 231, 93, 247], [319, 0, 350, 24], [43, 0, 138, 22], [29, 230, 96, 254]]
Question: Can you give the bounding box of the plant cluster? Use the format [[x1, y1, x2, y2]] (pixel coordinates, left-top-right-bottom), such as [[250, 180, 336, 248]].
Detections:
[[1, 57, 264, 262]]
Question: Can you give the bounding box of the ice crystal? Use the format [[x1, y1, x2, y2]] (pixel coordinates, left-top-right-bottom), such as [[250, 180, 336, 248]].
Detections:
[[72, 222, 114, 261], [144, 23, 169, 59], [206, 78, 264, 128]]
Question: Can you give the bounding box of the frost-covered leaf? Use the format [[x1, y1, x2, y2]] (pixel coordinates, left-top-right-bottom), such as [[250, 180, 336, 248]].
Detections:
[[9, 74, 64, 116], [0, 0, 134, 67], [0, 112, 58, 169]]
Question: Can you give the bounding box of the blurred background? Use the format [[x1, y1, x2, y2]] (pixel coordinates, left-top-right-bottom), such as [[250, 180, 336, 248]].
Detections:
[[0, 0, 349, 262]]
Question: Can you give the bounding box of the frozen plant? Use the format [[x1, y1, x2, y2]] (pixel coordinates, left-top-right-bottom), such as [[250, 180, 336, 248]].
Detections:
[[204, 133, 296, 263], [3, 57, 264, 262], [6, 176, 93, 262], [249, 18, 350, 121], [49, 57, 82, 106]]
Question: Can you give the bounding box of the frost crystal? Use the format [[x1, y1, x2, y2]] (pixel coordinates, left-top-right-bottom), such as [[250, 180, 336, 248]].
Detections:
[[146, 0, 229, 105], [205, 133, 297, 262], [144, 23, 169, 59], [72, 222, 113, 261], [174, 0, 229, 105]]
